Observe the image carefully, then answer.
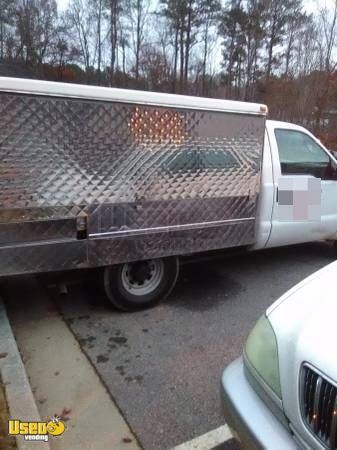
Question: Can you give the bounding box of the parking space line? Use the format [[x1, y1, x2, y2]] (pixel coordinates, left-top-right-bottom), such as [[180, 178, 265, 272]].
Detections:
[[172, 425, 233, 450]]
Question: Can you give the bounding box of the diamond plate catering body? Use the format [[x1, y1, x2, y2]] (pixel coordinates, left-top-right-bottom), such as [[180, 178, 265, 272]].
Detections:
[[0, 77, 266, 277]]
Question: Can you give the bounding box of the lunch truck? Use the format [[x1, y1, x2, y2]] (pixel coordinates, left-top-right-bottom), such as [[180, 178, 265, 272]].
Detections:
[[1, 77, 337, 310]]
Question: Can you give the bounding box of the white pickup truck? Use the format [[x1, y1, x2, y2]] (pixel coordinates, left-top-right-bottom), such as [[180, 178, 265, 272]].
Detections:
[[252, 120, 337, 251], [0, 78, 336, 310]]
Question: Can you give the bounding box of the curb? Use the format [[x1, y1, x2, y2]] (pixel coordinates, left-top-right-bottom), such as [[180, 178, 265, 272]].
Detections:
[[0, 298, 50, 450]]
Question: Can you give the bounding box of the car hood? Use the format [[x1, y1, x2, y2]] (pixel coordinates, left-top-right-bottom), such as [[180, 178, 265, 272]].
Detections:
[[266, 260, 337, 447]]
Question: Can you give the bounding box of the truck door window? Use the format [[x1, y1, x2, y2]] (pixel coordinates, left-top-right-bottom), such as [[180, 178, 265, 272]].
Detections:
[[275, 129, 333, 179]]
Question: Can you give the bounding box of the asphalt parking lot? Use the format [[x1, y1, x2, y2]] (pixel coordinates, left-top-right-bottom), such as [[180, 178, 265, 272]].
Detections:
[[3, 242, 336, 450]]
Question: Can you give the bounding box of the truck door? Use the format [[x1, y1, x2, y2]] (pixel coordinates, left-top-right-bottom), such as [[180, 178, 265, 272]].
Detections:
[[266, 123, 337, 248]]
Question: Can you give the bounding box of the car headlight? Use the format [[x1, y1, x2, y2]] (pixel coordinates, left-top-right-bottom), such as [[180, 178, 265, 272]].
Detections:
[[244, 314, 282, 399]]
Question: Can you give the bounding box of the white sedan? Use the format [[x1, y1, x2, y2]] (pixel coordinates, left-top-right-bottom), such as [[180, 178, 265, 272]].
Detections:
[[221, 261, 337, 449]]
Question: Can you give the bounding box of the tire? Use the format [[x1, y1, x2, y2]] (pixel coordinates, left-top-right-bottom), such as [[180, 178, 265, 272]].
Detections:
[[103, 257, 179, 311]]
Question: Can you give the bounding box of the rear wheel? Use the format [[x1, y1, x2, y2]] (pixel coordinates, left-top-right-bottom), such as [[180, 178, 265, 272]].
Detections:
[[103, 257, 179, 311]]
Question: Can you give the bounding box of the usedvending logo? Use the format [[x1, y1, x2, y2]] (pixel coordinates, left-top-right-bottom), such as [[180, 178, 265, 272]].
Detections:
[[8, 416, 65, 442]]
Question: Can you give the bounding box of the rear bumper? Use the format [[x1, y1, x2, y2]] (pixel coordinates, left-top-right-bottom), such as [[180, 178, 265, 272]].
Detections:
[[221, 358, 298, 450]]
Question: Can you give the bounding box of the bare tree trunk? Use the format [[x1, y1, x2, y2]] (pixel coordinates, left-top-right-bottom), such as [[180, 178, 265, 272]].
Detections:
[[135, 0, 141, 80], [0, 20, 3, 61], [184, 0, 193, 92], [201, 20, 209, 96], [227, 29, 236, 98], [110, 0, 118, 85], [312, 2, 337, 131], [284, 23, 295, 77], [266, 9, 277, 78], [251, 45, 258, 100], [245, 31, 252, 100], [179, 24, 184, 93], [173, 27, 178, 92], [97, 0, 102, 85], [121, 33, 126, 75], [324, 1, 337, 72]]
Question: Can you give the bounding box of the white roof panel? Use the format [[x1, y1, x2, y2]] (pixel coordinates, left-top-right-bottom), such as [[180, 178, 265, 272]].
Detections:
[[0, 77, 267, 116]]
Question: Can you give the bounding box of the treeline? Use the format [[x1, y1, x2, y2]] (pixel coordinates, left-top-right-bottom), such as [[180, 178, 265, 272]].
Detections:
[[1, 0, 337, 141]]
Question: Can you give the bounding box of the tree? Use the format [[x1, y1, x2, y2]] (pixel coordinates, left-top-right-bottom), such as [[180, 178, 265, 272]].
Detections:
[[199, 0, 221, 95], [50, 13, 81, 80], [219, 0, 248, 98], [0, 0, 15, 60], [160, 0, 199, 93], [243, 0, 266, 100], [92, 0, 105, 84], [66, 0, 96, 78], [318, 1, 337, 73], [126, 0, 149, 82], [159, 0, 181, 92], [309, 1, 337, 131], [107, 0, 122, 84], [14, 0, 58, 65], [283, 3, 308, 77], [264, 0, 288, 78], [139, 42, 171, 90]]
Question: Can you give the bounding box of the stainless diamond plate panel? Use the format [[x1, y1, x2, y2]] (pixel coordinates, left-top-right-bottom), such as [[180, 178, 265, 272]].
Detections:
[[0, 240, 87, 276], [88, 220, 255, 267], [0, 218, 77, 244], [0, 91, 265, 275]]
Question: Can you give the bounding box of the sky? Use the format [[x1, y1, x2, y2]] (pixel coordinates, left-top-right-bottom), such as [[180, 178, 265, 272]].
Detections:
[[55, 0, 335, 73], [56, 0, 68, 11], [56, 0, 335, 13], [307, 0, 335, 12]]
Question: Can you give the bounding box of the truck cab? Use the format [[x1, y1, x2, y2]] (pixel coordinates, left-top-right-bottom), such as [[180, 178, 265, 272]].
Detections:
[[254, 120, 337, 250]]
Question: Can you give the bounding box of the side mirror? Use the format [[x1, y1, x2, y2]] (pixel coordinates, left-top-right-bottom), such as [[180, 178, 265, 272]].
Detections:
[[330, 159, 337, 179]]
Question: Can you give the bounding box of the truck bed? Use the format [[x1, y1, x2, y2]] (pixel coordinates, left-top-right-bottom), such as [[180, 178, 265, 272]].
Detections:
[[0, 78, 266, 275]]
